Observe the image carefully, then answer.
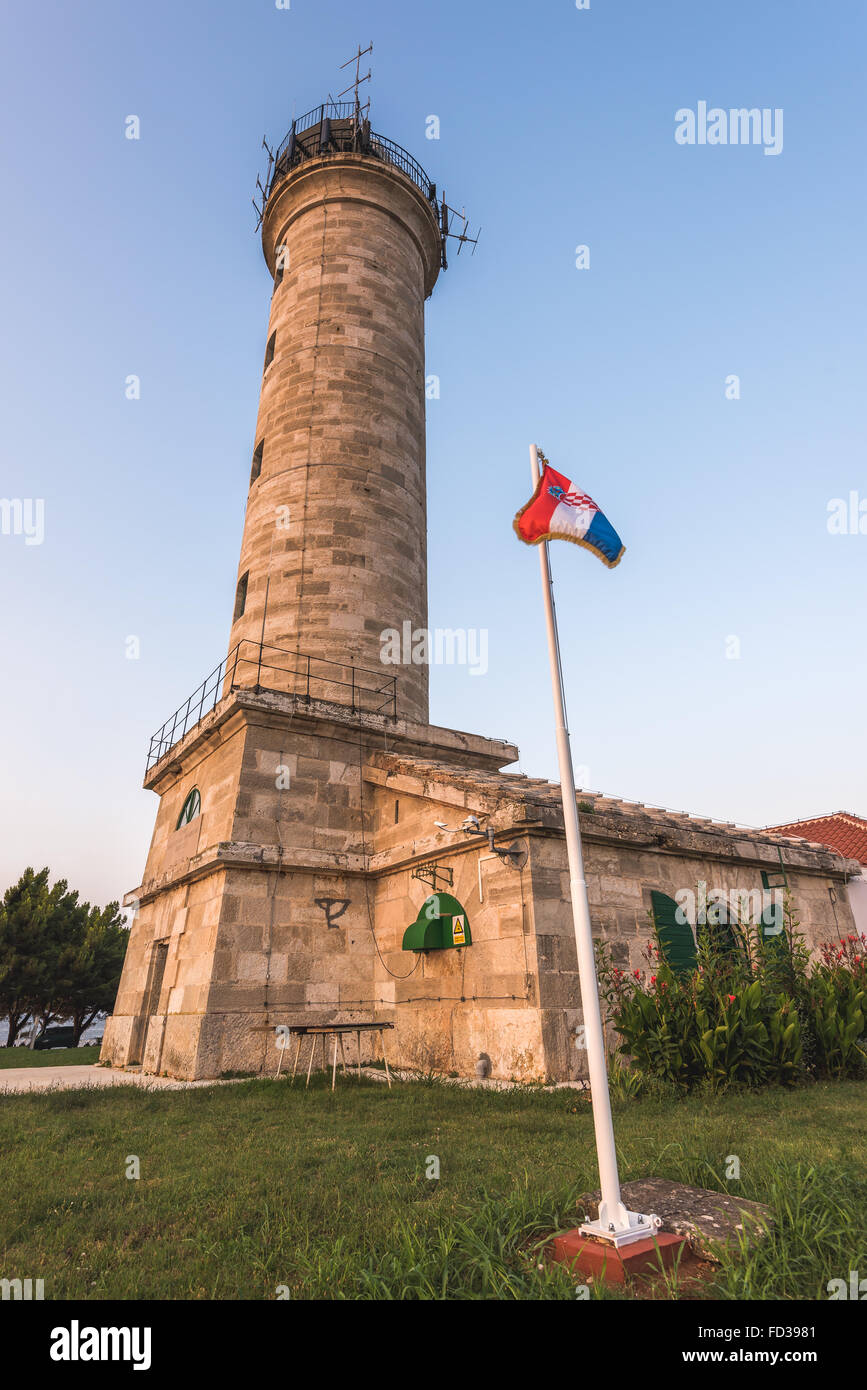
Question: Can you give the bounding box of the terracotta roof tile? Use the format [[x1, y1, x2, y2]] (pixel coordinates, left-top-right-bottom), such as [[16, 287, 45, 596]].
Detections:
[[765, 813, 867, 865]]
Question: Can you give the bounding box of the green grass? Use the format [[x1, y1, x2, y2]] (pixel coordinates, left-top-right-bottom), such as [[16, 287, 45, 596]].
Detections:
[[0, 1045, 101, 1069], [0, 1075, 864, 1300]]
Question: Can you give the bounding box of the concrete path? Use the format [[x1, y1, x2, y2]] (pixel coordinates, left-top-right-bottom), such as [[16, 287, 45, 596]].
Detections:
[[0, 1065, 238, 1095], [0, 1064, 591, 1095]]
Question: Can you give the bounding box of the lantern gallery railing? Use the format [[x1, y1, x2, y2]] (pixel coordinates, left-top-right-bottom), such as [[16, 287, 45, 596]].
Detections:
[[256, 101, 439, 223], [146, 639, 398, 772], [253, 100, 479, 272]]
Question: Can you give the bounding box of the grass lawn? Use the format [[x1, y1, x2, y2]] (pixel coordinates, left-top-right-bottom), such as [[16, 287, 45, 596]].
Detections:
[[0, 1075, 864, 1300], [0, 1045, 102, 1069]]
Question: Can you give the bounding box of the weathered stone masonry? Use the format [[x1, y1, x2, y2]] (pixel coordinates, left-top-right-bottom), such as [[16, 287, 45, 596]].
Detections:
[[102, 684, 858, 1082], [101, 108, 859, 1082]]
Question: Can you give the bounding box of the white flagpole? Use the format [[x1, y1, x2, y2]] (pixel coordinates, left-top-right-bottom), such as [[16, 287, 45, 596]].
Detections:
[[529, 443, 650, 1246]]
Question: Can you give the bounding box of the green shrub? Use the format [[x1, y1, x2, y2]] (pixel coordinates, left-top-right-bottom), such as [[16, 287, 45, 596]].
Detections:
[[807, 934, 867, 1077], [599, 899, 865, 1094]]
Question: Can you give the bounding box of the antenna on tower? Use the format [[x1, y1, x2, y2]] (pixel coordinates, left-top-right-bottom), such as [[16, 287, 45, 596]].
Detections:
[[335, 40, 373, 121], [438, 193, 481, 272], [253, 137, 275, 230]]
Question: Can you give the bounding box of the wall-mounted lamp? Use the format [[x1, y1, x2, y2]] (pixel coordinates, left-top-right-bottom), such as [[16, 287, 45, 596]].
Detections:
[[434, 817, 526, 873]]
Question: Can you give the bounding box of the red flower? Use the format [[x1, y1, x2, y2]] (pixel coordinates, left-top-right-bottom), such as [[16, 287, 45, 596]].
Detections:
[[727, 994, 735, 1003], [633, 970, 641, 979], [650, 975, 657, 985]]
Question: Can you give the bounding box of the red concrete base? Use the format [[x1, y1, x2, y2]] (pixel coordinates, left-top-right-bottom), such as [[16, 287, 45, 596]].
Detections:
[[549, 1229, 687, 1285]]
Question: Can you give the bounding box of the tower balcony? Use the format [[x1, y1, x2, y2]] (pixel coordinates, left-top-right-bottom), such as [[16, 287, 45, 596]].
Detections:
[[146, 639, 398, 774], [259, 100, 440, 221]]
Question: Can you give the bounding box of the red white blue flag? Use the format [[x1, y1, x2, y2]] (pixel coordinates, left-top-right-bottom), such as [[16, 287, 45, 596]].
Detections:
[[513, 460, 625, 569]]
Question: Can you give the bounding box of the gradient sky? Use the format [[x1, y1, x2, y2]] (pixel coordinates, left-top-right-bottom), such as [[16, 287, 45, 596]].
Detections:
[[1, 0, 865, 908]]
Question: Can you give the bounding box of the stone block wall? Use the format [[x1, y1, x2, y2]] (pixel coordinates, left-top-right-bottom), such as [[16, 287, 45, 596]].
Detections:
[[525, 818, 858, 1081], [227, 155, 443, 725], [103, 696, 859, 1084]]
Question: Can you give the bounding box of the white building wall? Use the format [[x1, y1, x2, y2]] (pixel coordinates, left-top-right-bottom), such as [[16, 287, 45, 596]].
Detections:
[[846, 872, 867, 937]]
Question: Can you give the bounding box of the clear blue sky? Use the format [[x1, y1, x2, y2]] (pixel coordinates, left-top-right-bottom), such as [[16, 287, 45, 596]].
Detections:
[[1, 0, 865, 907]]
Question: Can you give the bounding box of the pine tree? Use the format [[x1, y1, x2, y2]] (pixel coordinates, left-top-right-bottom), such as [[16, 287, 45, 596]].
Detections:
[[0, 869, 128, 1047], [0, 867, 52, 1045], [57, 903, 128, 1045]]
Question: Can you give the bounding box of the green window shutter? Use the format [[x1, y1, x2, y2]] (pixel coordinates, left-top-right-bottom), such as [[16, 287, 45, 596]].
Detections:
[[651, 890, 697, 976], [758, 882, 789, 954]]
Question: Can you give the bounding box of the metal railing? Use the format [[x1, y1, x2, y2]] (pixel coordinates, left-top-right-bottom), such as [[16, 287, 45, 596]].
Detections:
[[264, 101, 437, 208], [146, 639, 398, 772], [367, 133, 435, 199]]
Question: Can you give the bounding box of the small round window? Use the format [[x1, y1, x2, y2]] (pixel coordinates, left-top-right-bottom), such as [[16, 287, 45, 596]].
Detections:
[[176, 788, 201, 829]]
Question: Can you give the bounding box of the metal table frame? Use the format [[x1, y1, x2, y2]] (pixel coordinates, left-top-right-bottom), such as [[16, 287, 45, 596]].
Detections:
[[274, 1023, 395, 1090]]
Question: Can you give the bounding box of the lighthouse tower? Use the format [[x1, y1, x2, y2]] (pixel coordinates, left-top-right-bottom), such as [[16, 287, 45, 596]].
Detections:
[[229, 107, 443, 723], [99, 86, 866, 1082], [101, 91, 524, 1082]]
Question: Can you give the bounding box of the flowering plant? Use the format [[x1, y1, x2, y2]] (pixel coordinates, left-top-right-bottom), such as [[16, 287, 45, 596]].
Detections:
[[596, 896, 864, 1093]]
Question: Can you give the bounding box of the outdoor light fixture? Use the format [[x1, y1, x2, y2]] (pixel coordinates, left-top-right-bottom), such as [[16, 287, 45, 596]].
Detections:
[[433, 814, 484, 834], [433, 818, 526, 870], [481, 830, 527, 870]]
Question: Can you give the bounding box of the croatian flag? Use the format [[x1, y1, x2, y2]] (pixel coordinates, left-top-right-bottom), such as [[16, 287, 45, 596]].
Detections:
[[513, 462, 625, 569]]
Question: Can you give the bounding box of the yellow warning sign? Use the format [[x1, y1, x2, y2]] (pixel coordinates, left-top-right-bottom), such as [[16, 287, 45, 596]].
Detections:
[[452, 915, 466, 945]]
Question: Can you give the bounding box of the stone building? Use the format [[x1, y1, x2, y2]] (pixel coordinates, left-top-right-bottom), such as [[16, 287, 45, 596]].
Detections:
[[766, 812, 867, 937], [101, 99, 859, 1083]]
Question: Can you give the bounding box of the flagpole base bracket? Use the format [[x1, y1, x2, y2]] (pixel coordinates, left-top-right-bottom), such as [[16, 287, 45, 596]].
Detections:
[[577, 1210, 661, 1248]]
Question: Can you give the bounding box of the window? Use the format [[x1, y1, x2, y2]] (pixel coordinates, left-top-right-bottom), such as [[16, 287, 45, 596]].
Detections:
[[264, 332, 276, 370], [761, 868, 787, 892], [233, 571, 249, 621], [176, 788, 201, 830], [250, 440, 264, 485], [759, 870, 789, 950], [651, 890, 697, 977]]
